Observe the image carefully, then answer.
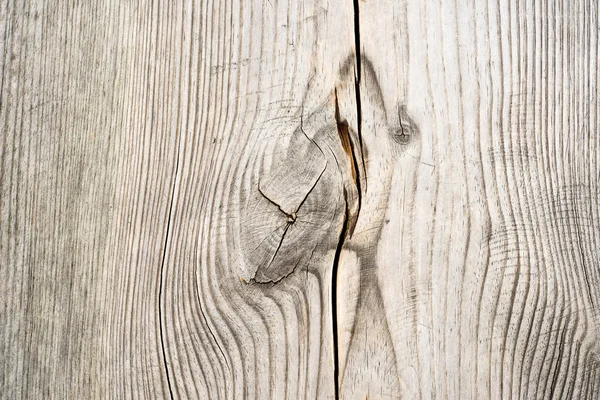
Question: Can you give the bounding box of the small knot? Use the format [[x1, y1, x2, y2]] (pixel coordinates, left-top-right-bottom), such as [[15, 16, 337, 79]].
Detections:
[[393, 125, 411, 144], [392, 104, 419, 145], [287, 212, 297, 223]]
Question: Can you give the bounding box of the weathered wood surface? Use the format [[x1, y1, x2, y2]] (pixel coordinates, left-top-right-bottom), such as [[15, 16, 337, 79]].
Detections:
[[1, 0, 599, 399]]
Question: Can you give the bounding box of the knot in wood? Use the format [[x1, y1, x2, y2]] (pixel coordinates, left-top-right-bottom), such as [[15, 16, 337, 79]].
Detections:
[[391, 104, 419, 145], [237, 124, 345, 284], [287, 212, 297, 224], [393, 125, 412, 145]]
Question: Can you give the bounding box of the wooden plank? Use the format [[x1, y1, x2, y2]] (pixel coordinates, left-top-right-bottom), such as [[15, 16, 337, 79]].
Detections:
[[337, 0, 600, 398], [1, 0, 599, 398], [164, 0, 356, 397], [0, 1, 183, 398], [0, 0, 357, 398]]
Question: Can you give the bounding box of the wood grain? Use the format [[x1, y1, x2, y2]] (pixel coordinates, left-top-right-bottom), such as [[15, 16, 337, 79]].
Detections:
[[339, 0, 600, 398], [1, 1, 183, 398], [1, 0, 599, 399]]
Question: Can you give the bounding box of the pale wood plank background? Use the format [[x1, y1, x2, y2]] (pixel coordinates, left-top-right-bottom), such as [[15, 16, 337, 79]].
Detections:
[[1, 0, 599, 399]]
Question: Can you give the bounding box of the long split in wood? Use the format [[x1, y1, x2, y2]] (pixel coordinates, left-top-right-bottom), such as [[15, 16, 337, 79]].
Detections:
[[331, 0, 363, 390], [158, 151, 179, 400]]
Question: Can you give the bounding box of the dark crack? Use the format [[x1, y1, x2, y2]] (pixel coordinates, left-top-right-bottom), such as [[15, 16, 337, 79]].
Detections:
[[158, 149, 178, 400], [331, 0, 362, 396], [331, 190, 351, 400], [257, 185, 297, 222], [334, 89, 361, 238]]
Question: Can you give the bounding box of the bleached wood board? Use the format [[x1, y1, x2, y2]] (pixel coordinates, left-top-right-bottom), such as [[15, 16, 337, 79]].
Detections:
[[1, 0, 599, 399], [338, 0, 600, 398]]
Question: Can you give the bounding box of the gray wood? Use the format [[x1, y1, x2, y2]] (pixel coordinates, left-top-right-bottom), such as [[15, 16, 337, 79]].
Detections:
[[1, 0, 599, 399]]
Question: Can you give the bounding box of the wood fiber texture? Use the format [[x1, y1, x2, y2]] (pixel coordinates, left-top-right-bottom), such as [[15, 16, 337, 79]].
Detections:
[[1, 0, 599, 399]]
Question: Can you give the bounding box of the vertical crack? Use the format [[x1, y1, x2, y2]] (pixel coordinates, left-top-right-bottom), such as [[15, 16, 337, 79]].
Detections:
[[158, 151, 179, 400], [331, 92, 361, 398], [334, 90, 361, 237], [331, 200, 350, 400], [353, 0, 361, 82], [332, 1, 362, 398], [354, 74, 365, 191], [352, 0, 365, 193]]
